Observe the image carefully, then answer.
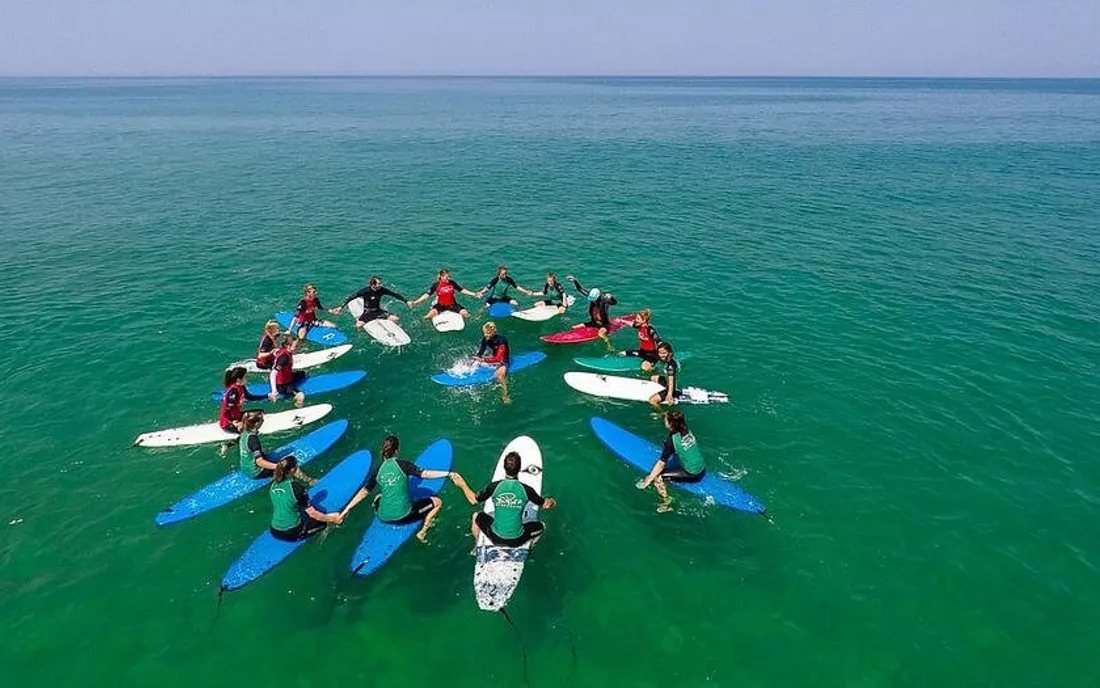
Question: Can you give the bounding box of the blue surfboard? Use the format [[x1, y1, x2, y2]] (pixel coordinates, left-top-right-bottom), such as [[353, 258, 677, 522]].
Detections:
[[155, 420, 349, 527], [221, 448, 372, 592], [589, 417, 766, 515], [211, 370, 367, 403], [274, 311, 348, 346], [430, 352, 546, 387], [349, 439, 453, 577], [487, 302, 516, 318]]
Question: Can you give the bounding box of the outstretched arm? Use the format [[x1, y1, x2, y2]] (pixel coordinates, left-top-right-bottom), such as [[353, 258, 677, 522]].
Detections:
[[450, 473, 479, 505]]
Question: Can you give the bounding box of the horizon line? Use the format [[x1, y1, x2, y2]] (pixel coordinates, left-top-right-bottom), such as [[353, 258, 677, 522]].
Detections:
[[2, 73, 1099, 81]]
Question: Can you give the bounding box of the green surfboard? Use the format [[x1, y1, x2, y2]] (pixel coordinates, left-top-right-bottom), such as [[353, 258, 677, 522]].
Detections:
[[573, 351, 692, 373]]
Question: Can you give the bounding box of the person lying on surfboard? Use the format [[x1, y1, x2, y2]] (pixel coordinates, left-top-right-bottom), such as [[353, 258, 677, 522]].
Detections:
[[451, 451, 557, 548], [238, 413, 280, 479], [332, 275, 410, 329], [340, 435, 456, 543], [255, 320, 281, 370], [648, 342, 683, 410], [268, 455, 342, 542], [474, 321, 512, 404], [619, 308, 662, 371], [287, 284, 338, 342], [567, 275, 618, 350], [480, 265, 537, 308], [533, 271, 569, 313], [636, 409, 706, 513], [269, 335, 307, 408], [409, 268, 480, 319]]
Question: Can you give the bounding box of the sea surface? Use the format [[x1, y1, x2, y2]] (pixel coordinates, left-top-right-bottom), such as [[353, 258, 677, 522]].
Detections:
[[2, 77, 1099, 686]]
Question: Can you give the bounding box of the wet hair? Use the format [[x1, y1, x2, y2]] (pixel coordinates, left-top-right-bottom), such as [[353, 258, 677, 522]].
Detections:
[[273, 455, 298, 483], [638, 308, 652, 323], [482, 321, 497, 336], [264, 319, 281, 334], [381, 435, 400, 459], [503, 451, 521, 477], [242, 412, 265, 431], [369, 275, 382, 287], [224, 366, 247, 388], [657, 342, 674, 355], [665, 409, 689, 436]]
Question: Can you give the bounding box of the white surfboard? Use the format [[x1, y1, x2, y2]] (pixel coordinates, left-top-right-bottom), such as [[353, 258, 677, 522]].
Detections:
[[226, 344, 352, 374], [134, 404, 334, 448], [474, 436, 544, 612], [364, 319, 411, 346], [511, 294, 576, 322], [432, 311, 465, 332], [563, 372, 729, 405]]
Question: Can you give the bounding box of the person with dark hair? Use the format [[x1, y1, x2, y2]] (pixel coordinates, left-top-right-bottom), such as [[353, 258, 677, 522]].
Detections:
[[481, 265, 536, 308], [287, 283, 338, 341], [238, 414, 279, 479], [566, 274, 618, 350], [620, 308, 661, 370], [332, 275, 410, 328], [475, 321, 512, 404], [409, 268, 480, 319], [268, 335, 306, 407], [340, 435, 456, 543], [451, 451, 557, 548], [636, 409, 707, 513], [219, 366, 265, 434], [268, 455, 342, 542], [648, 342, 682, 410], [533, 272, 569, 313]]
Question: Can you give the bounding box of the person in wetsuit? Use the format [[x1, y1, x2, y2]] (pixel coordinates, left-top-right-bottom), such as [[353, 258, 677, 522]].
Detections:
[[481, 265, 537, 308], [254, 320, 282, 370], [648, 341, 683, 410], [268, 455, 342, 542], [409, 268, 480, 319], [620, 308, 661, 370], [332, 275, 410, 329], [636, 409, 706, 513], [288, 283, 338, 341], [451, 451, 557, 548], [340, 435, 456, 543], [475, 321, 513, 404], [238, 413, 280, 480], [533, 272, 570, 313], [269, 335, 307, 407], [567, 274, 618, 350], [220, 367, 266, 434]]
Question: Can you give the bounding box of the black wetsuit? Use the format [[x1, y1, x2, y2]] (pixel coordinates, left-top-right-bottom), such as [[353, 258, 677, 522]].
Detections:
[[476, 333, 511, 368], [484, 275, 520, 304], [342, 285, 407, 322], [570, 278, 617, 328], [538, 280, 566, 307]]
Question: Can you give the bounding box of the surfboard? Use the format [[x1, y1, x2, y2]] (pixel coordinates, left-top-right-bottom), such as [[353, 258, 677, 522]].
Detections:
[[589, 417, 765, 515], [487, 302, 516, 318], [349, 439, 453, 577], [430, 352, 547, 387], [347, 298, 412, 346], [209, 370, 367, 403], [226, 344, 353, 375], [474, 436, 545, 611], [155, 420, 349, 527], [220, 449, 372, 592], [540, 314, 636, 344], [573, 351, 692, 373], [274, 312, 348, 346], [133, 404, 334, 448], [432, 311, 465, 332], [563, 372, 729, 404]]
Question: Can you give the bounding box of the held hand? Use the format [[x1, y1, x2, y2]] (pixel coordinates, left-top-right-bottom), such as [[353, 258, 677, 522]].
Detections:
[[405, 301, 413, 308], [268, 392, 279, 403], [332, 306, 343, 315], [544, 497, 557, 510]]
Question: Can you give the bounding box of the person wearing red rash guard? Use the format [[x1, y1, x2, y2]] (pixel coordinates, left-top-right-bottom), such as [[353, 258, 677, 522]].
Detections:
[[619, 308, 662, 371], [409, 268, 480, 319], [268, 336, 307, 407], [288, 283, 337, 341], [219, 366, 266, 455], [255, 320, 281, 370], [474, 321, 513, 404]]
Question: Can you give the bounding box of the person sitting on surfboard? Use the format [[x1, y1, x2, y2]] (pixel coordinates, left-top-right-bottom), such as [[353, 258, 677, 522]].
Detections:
[[648, 342, 683, 409], [238, 413, 280, 479], [567, 275, 618, 350], [636, 409, 706, 512], [255, 320, 281, 370], [269, 335, 306, 407], [220, 367, 266, 435], [409, 268, 480, 319], [451, 451, 557, 547], [268, 455, 342, 542], [533, 271, 569, 313], [287, 284, 338, 341], [332, 275, 410, 328], [475, 321, 513, 404], [480, 265, 537, 308], [619, 308, 662, 370], [340, 435, 456, 543]]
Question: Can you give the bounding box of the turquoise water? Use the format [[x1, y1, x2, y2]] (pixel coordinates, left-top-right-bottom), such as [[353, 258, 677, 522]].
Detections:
[[3, 77, 1099, 686]]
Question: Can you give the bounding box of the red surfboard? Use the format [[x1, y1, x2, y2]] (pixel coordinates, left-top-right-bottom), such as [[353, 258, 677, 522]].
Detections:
[[540, 314, 636, 344]]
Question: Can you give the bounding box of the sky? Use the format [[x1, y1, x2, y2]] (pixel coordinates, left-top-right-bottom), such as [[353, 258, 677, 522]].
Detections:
[[2, 0, 1098, 77]]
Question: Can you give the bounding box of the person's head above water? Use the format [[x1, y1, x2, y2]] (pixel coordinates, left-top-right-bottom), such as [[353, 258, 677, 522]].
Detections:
[[303, 283, 317, 297], [273, 454, 298, 482], [497, 265, 508, 277], [638, 308, 652, 324], [381, 434, 400, 459], [587, 288, 601, 302], [438, 268, 450, 281], [369, 275, 382, 288], [482, 321, 497, 337], [657, 341, 674, 360], [546, 271, 557, 283], [664, 408, 689, 435], [224, 366, 248, 387], [503, 451, 521, 478]]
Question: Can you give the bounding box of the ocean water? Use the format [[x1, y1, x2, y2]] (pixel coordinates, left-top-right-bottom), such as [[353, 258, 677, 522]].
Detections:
[[2, 77, 1099, 687]]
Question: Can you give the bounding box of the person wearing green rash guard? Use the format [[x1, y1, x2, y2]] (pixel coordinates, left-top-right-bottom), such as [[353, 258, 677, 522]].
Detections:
[[239, 413, 279, 479], [636, 409, 707, 513], [268, 455, 343, 542], [341, 435, 455, 543], [452, 451, 557, 547]]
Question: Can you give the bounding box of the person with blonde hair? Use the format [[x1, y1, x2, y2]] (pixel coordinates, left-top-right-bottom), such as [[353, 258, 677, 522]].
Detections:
[[620, 308, 662, 370], [254, 320, 282, 370], [409, 268, 480, 319], [474, 321, 512, 404]]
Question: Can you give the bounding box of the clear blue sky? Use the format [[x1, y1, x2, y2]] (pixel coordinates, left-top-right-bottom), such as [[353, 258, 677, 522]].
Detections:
[[3, 0, 1097, 77]]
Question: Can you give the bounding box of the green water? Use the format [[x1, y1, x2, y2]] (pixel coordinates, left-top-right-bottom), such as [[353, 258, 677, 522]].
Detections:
[[3, 77, 1100, 686]]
